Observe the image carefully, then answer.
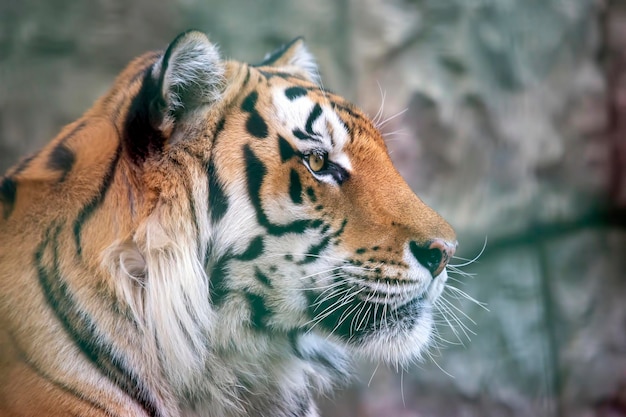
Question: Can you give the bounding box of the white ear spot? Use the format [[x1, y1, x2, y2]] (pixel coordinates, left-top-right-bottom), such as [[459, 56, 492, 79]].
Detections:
[[157, 31, 225, 115]]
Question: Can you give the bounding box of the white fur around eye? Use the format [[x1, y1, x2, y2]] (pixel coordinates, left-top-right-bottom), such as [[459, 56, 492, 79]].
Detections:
[[271, 89, 352, 172]]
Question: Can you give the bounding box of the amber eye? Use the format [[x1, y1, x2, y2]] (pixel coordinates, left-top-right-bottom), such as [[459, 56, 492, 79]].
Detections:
[[307, 152, 327, 172]]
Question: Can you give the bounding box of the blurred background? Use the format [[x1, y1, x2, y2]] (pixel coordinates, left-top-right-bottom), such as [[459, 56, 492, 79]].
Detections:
[[1, 0, 625, 416]]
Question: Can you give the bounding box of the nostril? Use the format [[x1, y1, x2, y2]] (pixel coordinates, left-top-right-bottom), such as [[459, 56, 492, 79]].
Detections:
[[409, 241, 442, 276], [409, 239, 456, 277]]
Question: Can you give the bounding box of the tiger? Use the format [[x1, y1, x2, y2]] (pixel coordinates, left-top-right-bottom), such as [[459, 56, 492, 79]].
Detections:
[[0, 30, 457, 417]]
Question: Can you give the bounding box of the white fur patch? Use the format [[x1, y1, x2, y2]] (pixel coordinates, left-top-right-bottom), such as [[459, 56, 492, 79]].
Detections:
[[272, 89, 352, 175]]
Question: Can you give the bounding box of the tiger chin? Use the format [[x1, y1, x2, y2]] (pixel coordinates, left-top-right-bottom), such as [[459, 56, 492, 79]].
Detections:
[[0, 31, 457, 417]]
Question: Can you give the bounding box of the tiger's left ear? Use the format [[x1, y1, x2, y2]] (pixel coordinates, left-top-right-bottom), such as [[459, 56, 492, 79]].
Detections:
[[258, 37, 320, 83], [125, 31, 224, 162]]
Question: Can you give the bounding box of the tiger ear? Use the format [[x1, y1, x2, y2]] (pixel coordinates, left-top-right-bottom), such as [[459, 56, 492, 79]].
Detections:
[[153, 30, 225, 119], [258, 37, 320, 83], [124, 31, 224, 162]]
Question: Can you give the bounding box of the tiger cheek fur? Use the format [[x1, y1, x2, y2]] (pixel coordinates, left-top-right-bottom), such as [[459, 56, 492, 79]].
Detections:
[[0, 31, 456, 417]]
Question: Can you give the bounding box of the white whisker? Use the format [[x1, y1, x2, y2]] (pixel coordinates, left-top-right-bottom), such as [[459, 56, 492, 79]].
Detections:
[[376, 108, 408, 129], [367, 362, 380, 387], [426, 349, 456, 379], [445, 285, 489, 311], [439, 296, 477, 326], [449, 236, 487, 268]]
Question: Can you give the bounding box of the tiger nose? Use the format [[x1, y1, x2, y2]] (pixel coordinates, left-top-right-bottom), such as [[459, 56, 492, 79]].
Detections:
[[409, 239, 457, 278]]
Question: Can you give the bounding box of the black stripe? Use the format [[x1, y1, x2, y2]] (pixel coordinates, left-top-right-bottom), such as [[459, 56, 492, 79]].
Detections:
[[306, 187, 317, 202], [332, 218, 348, 238], [1, 152, 40, 220], [235, 236, 264, 261], [292, 129, 319, 141], [207, 158, 228, 223], [243, 145, 312, 236], [214, 117, 226, 140], [298, 235, 331, 265], [35, 224, 160, 417], [241, 91, 258, 113], [241, 91, 268, 139], [0, 176, 17, 220], [246, 113, 269, 139], [289, 169, 303, 205], [209, 255, 231, 306], [254, 267, 272, 288], [330, 101, 363, 121], [305, 103, 323, 136], [245, 291, 272, 329], [56, 122, 87, 145], [289, 331, 303, 359], [310, 219, 323, 229], [278, 135, 296, 162], [285, 86, 308, 101], [242, 66, 251, 87], [74, 144, 121, 258], [12, 153, 37, 176], [47, 121, 86, 182], [48, 144, 75, 183]]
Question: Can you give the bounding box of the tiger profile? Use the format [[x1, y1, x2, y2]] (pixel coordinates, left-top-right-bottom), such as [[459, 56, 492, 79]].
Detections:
[[0, 31, 457, 417]]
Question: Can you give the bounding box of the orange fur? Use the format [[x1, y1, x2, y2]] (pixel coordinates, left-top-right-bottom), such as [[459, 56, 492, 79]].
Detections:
[[0, 32, 455, 417]]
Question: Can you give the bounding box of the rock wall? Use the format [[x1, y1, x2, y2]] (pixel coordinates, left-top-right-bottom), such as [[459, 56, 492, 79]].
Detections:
[[1, 0, 624, 416]]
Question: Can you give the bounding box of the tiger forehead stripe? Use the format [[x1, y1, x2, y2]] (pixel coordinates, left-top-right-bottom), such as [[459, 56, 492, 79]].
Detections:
[[272, 87, 351, 152]]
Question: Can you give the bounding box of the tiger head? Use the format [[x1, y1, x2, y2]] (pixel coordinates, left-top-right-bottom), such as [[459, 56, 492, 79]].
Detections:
[[121, 31, 458, 366], [0, 30, 457, 414]]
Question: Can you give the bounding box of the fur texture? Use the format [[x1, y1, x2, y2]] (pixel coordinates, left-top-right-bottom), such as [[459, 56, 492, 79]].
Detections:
[[0, 31, 457, 417]]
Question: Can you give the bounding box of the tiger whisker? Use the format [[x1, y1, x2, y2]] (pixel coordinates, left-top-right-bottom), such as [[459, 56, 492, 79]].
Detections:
[[433, 301, 466, 346], [372, 80, 386, 126], [449, 236, 487, 268], [425, 349, 456, 379], [325, 287, 368, 340], [439, 294, 478, 326], [367, 362, 380, 388], [305, 290, 358, 334], [376, 108, 408, 129], [311, 285, 351, 309], [436, 298, 475, 341], [444, 285, 489, 311]]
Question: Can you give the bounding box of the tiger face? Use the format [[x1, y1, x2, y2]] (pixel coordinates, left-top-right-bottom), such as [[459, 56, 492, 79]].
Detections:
[[0, 31, 456, 416], [205, 37, 457, 367]]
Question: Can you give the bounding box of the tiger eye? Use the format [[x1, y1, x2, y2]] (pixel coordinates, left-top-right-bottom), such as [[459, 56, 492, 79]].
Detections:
[[308, 153, 326, 172]]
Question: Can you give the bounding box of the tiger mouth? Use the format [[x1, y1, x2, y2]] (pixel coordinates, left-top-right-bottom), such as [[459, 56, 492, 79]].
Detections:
[[304, 279, 429, 343]]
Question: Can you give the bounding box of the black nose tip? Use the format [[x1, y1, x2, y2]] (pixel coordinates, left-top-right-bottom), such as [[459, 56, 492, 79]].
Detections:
[[409, 239, 457, 277]]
